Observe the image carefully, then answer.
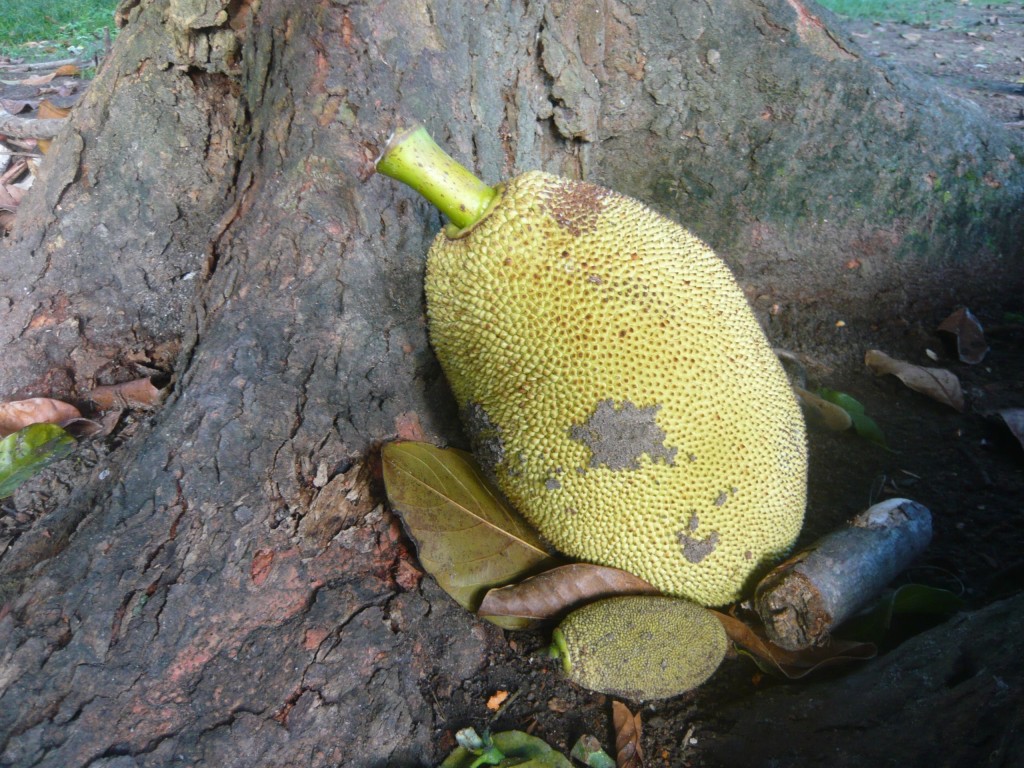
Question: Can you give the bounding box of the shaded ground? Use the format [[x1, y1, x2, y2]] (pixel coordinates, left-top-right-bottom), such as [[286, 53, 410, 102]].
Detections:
[[1, 4, 1023, 767], [842, 2, 1024, 126]]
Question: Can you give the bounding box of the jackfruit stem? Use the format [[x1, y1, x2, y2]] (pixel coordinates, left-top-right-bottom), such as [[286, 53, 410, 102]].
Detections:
[[549, 628, 573, 674], [375, 123, 497, 231]]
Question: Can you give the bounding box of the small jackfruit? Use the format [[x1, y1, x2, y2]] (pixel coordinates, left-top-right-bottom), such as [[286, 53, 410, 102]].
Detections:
[[376, 125, 807, 606], [551, 596, 727, 700]]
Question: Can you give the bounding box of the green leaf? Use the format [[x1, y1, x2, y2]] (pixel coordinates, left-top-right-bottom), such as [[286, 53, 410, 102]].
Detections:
[[817, 388, 889, 448], [382, 442, 562, 623], [440, 730, 572, 768], [838, 583, 965, 644], [570, 736, 616, 768], [0, 423, 76, 499]]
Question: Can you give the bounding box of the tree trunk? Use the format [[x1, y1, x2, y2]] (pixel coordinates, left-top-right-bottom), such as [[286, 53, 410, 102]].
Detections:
[[0, 0, 1021, 765]]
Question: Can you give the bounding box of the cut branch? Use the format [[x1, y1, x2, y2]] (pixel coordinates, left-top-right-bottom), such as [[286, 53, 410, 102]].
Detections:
[[754, 499, 933, 650]]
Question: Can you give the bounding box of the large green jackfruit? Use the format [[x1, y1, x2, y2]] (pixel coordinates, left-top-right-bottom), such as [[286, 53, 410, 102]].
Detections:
[[377, 125, 806, 606]]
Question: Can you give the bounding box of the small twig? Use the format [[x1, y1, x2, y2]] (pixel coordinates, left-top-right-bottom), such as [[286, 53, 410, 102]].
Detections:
[[0, 57, 81, 72]]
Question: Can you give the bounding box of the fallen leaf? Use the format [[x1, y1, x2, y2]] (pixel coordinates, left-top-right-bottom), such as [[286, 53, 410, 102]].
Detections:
[[478, 563, 659, 626], [712, 610, 876, 680], [0, 184, 23, 212], [381, 441, 562, 627], [0, 423, 76, 498], [837, 584, 964, 645], [0, 398, 82, 437], [816, 388, 888, 448], [795, 386, 853, 431], [441, 729, 572, 768], [486, 690, 509, 711], [53, 64, 81, 77], [89, 377, 165, 410], [997, 408, 1024, 452], [937, 307, 989, 364], [865, 349, 964, 411], [570, 735, 616, 768], [37, 99, 71, 120], [612, 702, 644, 768], [3, 71, 57, 86]]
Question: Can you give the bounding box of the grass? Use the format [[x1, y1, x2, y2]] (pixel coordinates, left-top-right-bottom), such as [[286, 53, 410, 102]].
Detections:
[[0, 0, 118, 61], [818, 0, 1019, 23]]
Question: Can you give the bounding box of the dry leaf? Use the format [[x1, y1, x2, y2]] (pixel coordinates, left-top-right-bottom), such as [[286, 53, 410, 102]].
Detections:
[[8, 72, 57, 86], [486, 690, 509, 711], [53, 64, 81, 78], [478, 563, 659, 626], [37, 99, 71, 120], [381, 441, 562, 625], [0, 398, 82, 438], [0, 184, 23, 212], [711, 610, 876, 679], [865, 349, 964, 411], [612, 701, 644, 768], [89, 377, 165, 410], [937, 307, 989, 364]]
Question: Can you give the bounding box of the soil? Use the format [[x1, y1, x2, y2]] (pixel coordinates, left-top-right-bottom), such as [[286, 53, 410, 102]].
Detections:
[[2, 4, 1023, 767]]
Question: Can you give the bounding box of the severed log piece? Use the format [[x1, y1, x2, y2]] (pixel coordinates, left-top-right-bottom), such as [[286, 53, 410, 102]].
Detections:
[[754, 498, 932, 650]]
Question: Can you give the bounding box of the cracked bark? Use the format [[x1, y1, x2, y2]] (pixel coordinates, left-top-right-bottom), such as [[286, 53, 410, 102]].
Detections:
[[0, 0, 1022, 766]]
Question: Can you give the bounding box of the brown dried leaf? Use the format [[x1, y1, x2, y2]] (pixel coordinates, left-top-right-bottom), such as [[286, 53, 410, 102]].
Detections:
[[711, 610, 876, 679], [89, 377, 165, 411], [865, 349, 964, 411], [1, 158, 28, 185], [0, 183, 23, 212], [937, 307, 989, 364], [37, 99, 71, 120], [477, 563, 660, 626], [10, 72, 57, 86], [0, 398, 82, 438], [53, 64, 81, 78], [612, 701, 644, 768]]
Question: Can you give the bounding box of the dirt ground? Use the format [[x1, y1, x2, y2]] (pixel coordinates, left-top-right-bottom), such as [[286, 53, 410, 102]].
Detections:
[[2, 4, 1023, 766]]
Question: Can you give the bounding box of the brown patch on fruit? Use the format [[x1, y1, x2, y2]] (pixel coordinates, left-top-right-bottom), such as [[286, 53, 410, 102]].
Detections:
[[542, 179, 611, 237]]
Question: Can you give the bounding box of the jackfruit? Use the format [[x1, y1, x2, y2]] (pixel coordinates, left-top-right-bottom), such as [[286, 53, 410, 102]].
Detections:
[[551, 595, 727, 700], [376, 124, 806, 606]]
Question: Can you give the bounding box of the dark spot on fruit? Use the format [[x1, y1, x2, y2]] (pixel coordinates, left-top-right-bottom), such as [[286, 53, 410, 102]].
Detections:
[[569, 399, 679, 471], [542, 179, 610, 236]]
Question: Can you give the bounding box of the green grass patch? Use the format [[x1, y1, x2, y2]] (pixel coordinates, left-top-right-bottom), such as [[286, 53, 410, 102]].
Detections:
[[818, 0, 1018, 23], [0, 0, 118, 60]]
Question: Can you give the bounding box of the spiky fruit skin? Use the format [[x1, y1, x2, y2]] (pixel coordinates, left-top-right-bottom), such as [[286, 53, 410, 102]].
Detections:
[[426, 171, 806, 606], [553, 596, 727, 700]]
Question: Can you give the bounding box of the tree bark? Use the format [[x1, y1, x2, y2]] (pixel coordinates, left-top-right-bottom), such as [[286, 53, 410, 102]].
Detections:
[[0, 0, 1022, 765]]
